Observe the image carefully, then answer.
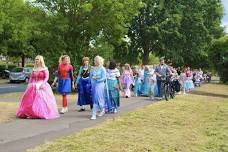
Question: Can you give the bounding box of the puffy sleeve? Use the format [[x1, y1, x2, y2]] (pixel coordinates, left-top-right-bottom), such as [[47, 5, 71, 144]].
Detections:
[[96, 67, 106, 83], [39, 69, 49, 89], [43, 69, 49, 83], [116, 69, 120, 78]]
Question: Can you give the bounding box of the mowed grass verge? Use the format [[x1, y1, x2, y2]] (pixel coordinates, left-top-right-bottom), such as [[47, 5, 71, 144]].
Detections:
[[27, 84, 228, 152]]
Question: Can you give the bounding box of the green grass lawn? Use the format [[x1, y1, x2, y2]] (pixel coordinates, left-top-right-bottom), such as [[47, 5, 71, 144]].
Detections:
[[27, 84, 228, 152]]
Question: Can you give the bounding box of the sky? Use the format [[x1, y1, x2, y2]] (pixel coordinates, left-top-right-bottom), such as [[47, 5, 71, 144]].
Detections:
[[222, 0, 228, 33]]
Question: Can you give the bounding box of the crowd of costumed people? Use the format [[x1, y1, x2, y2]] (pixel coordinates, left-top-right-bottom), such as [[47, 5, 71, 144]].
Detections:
[[16, 55, 208, 120]]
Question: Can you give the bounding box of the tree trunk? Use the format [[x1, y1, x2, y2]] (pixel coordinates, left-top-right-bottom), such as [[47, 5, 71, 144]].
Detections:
[[21, 55, 25, 67], [142, 50, 150, 65], [142, 36, 150, 65], [5, 56, 9, 69]]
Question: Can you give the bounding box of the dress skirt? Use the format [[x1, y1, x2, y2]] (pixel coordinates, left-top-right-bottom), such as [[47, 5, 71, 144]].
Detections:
[[91, 81, 105, 108], [185, 77, 194, 90], [57, 78, 72, 95], [77, 77, 92, 106], [105, 79, 120, 113], [16, 82, 60, 119]]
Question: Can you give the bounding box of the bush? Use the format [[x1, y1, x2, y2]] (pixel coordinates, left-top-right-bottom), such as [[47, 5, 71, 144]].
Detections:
[[0, 64, 16, 71], [25, 64, 34, 68]]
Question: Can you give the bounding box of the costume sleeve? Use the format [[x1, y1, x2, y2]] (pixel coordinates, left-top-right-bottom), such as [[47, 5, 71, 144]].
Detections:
[[116, 69, 120, 78], [96, 67, 106, 83], [39, 69, 49, 89], [42, 69, 49, 83], [76, 66, 82, 84]]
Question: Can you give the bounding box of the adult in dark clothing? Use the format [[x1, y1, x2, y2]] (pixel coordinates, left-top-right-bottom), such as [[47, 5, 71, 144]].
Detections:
[[155, 57, 170, 99]]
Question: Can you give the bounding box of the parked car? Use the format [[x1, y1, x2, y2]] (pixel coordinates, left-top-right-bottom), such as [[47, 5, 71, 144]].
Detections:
[[9, 67, 33, 83], [0, 70, 10, 79]]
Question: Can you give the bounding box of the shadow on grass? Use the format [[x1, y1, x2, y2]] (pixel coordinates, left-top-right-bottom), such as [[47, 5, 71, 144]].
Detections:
[[189, 90, 228, 99]]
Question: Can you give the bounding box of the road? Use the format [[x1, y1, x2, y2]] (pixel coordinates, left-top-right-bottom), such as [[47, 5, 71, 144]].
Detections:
[[0, 83, 27, 94], [0, 96, 155, 152]]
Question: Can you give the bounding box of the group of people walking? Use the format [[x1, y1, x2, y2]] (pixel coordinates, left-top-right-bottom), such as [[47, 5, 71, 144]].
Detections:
[[16, 55, 199, 120], [16, 55, 122, 120]]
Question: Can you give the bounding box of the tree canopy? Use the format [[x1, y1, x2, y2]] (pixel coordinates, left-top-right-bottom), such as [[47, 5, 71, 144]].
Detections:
[[0, 0, 226, 78]]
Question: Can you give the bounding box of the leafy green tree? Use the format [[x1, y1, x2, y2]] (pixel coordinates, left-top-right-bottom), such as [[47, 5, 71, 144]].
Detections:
[[33, 0, 143, 68], [209, 35, 228, 83], [0, 0, 40, 67], [123, 0, 224, 67]]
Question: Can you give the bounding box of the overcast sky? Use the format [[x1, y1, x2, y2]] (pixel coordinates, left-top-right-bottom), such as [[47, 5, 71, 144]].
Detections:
[[222, 0, 228, 32]]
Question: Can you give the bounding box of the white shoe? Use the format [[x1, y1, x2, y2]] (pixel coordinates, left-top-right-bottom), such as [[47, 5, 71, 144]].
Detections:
[[60, 107, 68, 114], [98, 110, 105, 117], [64, 107, 68, 113], [60, 108, 65, 114], [90, 115, 96, 120], [114, 109, 118, 113]]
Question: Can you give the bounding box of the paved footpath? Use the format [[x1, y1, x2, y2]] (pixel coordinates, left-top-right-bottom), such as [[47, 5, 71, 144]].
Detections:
[[0, 96, 155, 152]]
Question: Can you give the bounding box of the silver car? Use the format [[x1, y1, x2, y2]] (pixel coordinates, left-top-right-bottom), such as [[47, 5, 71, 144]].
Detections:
[[9, 67, 33, 83]]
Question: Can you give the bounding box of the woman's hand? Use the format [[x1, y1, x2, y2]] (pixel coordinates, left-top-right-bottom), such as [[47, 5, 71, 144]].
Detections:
[[92, 76, 97, 80]]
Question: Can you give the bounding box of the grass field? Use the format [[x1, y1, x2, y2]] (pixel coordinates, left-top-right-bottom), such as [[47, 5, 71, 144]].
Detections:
[[26, 84, 228, 152]]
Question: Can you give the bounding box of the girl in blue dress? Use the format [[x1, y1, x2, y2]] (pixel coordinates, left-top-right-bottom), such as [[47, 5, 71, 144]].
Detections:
[[141, 66, 150, 96], [76, 57, 93, 111], [105, 60, 121, 113], [90, 56, 107, 120]]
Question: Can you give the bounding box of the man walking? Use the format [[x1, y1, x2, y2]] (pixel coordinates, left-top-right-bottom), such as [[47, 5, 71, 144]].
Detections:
[[155, 57, 170, 99]]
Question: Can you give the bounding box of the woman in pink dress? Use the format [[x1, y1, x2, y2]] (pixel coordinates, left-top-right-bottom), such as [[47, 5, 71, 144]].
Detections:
[[16, 55, 59, 119], [120, 64, 134, 98]]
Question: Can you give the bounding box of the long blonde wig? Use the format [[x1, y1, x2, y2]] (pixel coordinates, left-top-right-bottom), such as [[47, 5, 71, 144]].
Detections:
[[94, 55, 104, 67], [34, 55, 46, 68], [59, 55, 71, 64]]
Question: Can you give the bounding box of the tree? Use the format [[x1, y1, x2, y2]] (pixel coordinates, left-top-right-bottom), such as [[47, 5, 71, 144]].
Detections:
[[0, 0, 40, 67], [32, 0, 143, 68], [209, 35, 228, 83], [123, 0, 224, 67]]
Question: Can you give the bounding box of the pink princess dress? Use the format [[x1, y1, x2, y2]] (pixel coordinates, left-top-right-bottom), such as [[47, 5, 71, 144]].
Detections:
[[120, 70, 134, 97], [16, 68, 60, 119]]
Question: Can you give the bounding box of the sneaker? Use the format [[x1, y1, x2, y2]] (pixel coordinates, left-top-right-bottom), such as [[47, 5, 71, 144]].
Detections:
[[114, 109, 118, 113], [60, 108, 65, 114], [64, 107, 68, 113], [98, 110, 105, 117], [90, 115, 96, 120]]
